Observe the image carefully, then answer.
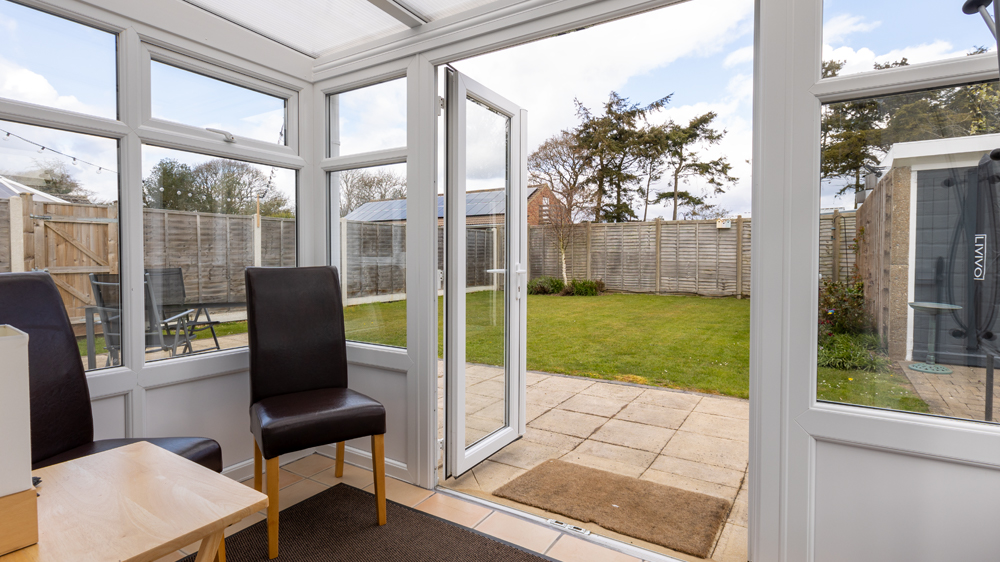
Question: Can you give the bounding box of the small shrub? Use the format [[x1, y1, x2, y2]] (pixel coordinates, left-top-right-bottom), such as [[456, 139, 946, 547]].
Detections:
[[818, 332, 890, 372], [528, 276, 565, 295], [563, 279, 601, 296], [819, 278, 868, 335]]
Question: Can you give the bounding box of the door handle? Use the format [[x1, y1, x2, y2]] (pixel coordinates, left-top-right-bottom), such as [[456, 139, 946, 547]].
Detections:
[[515, 266, 527, 300]]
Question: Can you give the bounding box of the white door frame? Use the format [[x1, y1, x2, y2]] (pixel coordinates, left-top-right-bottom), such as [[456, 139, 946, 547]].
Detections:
[[753, 0, 1000, 559], [444, 68, 527, 477]]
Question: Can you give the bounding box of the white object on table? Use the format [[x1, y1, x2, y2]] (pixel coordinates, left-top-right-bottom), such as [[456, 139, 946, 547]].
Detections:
[[0, 325, 31, 498]]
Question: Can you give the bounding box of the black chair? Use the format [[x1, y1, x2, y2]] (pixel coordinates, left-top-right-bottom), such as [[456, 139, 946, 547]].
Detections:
[[146, 267, 221, 351], [245, 265, 387, 560], [0, 272, 223, 471]]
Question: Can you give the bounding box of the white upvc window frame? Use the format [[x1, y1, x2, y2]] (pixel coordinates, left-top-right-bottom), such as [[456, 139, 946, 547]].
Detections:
[[0, 0, 313, 441], [752, 0, 1000, 559]]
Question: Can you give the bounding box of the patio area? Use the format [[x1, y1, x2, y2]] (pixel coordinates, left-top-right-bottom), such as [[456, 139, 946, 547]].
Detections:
[[438, 366, 749, 562], [902, 360, 1000, 422]]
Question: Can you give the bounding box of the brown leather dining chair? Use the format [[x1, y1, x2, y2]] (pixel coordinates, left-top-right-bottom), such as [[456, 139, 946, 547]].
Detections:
[[245, 265, 387, 559], [0, 272, 223, 471]]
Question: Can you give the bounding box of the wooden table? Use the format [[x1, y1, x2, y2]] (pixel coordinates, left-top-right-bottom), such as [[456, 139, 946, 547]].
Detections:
[[1, 441, 268, 562]]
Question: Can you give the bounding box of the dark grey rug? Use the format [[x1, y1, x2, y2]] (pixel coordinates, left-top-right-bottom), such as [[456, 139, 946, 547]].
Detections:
[[180, 483, 553, 561]]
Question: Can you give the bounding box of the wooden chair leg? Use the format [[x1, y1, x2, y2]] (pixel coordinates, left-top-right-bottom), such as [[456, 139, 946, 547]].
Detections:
[[335, 441, 345, 478], [253, 441, 263, 493], [213, 535, 226, 562], [372, 434, 386, 526], [266, 456, 280, 559]]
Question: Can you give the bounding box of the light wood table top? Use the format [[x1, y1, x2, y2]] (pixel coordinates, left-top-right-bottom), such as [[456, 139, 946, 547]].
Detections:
[[1, 441, 268, 562]]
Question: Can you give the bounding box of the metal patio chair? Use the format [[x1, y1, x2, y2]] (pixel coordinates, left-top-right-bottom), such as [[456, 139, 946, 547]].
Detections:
[[145, 267, 221, 352]]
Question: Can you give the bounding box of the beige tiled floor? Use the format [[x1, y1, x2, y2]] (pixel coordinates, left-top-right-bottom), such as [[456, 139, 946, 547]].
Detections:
[[160, 453, 659, 562], [439, 366, 749, 562]]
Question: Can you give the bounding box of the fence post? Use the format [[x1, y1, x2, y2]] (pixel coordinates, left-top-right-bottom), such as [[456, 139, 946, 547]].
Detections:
[[654, 218, 662, 294], [585, 221, 592, 279], [735, 215, 744, 299], [9, 196, 23, 272], [833, 209, 841, 283], [253, 214, 262, 268], [340, 219, 348, 304]]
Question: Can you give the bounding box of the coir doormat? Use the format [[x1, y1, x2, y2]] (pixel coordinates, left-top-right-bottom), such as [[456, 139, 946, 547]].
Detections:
[[493, 459, 730, 558]]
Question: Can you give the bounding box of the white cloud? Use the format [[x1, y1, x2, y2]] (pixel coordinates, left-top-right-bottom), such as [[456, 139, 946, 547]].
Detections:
[[724, 45, 754, 68], [453, 0, 755, 153], [0, 13, 16, 34], [823, 14, 880, 46], [0, 57, 102, 116], [823, 40, 968, 76]]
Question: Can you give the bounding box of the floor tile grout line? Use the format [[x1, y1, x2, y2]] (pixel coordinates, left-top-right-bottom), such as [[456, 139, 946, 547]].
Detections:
[[540, 531, 565, 557]]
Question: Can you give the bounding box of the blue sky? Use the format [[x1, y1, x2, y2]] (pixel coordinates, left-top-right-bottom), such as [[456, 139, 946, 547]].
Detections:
[[1, 0, 998, 214]]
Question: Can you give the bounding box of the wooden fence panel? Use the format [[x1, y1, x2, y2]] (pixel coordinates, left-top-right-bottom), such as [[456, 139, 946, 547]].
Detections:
[[528, 214, 853, 297]]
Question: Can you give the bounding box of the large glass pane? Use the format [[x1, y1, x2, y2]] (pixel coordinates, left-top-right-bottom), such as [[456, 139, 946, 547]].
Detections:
[[141, 145, 296, 360], [0, 119, 120, 371], [822, 0, 996, 77], [329, 78, 407, 157], [462, 98, 510, 447], [335, 162, 407, 347], [819, 81, 1000, 422], [0, 0, 117, 119], [151, 61, 286, 145]]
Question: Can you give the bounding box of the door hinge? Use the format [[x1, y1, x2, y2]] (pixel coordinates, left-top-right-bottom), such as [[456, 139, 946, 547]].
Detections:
[[437, 96, 445, 116]]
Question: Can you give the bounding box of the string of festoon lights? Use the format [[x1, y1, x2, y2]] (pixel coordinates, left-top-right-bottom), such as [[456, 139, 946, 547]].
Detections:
[[1, 126, 117, 175]]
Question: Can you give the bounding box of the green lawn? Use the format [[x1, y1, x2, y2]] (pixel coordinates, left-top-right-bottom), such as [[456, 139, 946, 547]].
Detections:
[[79, 292, 929, 408], [817, 366, 929, 413], [78, 320, 250, 357]]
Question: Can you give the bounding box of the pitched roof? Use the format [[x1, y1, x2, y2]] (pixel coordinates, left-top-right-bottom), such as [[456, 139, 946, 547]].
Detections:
[[0, 176, 70, 204], [344, 187, 537, 222]]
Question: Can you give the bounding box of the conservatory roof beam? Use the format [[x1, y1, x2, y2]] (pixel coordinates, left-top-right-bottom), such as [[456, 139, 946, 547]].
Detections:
[[366, 0, 427, 28]]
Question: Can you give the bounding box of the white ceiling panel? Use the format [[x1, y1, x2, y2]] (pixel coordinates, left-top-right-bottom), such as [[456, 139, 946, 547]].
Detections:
[[184, 0, 411, 57]]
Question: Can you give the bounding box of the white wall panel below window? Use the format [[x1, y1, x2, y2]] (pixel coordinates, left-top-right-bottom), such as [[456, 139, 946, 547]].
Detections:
[[91, 394, 127, 440], [814, 441, 1000, 561], [144, 372, 253, 469]]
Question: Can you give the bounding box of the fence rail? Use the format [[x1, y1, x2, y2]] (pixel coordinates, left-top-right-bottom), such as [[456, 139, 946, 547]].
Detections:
[[530, 213, 855, 297], [1, 195, 295, 327], [3, 195, 858, 320]]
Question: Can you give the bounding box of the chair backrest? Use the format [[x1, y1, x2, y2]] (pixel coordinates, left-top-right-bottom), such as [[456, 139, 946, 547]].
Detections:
[[0, 272, 94, 465], [245, 266, 349, 404], [145, 268, 187, 308], [89, 273, 122, 349]]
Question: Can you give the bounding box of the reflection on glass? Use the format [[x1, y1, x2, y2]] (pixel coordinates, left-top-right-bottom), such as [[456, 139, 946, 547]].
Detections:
[[819, 81, 1000, 422], [330, 78, 407, 157], [151, 61, 286, 145], [821, 0, 995, 77], [336, 162, 408, 348], [464, 98, 510, 447], [0, 0, 117, 119], [141, 146, 296, 361], [0, 119, 120, 371]]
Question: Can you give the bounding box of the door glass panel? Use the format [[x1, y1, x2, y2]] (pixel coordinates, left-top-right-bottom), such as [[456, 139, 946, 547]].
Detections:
[[819, 80, 1000, 423], [463, 98, 510, 447]]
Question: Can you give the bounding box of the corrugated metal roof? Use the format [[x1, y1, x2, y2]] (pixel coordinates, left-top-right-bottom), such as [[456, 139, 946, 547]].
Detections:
[[344, 187, 536, 222], [0, 176, 70, 204]]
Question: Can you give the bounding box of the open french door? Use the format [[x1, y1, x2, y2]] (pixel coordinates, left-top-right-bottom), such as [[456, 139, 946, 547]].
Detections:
[[444, 67, 528, 478]]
